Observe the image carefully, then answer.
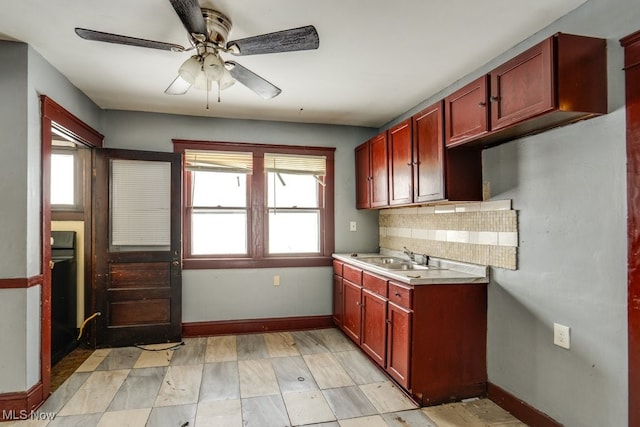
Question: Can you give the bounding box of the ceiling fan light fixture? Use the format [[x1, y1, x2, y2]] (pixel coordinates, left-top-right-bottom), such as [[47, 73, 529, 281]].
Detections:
[[203, 53, 225, 81], [219, 66, 235, 90], [178, 55, 202, 85]]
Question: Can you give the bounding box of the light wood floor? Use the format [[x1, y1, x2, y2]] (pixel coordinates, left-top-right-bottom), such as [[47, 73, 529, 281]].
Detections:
[[10, 328, 526, 426]]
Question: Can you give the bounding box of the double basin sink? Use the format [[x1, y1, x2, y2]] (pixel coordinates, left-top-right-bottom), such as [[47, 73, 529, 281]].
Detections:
[[358, 256, 433, 271]]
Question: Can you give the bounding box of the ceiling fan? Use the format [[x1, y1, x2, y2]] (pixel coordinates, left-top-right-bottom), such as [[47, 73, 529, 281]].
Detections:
[[74, 0, 319, 104]]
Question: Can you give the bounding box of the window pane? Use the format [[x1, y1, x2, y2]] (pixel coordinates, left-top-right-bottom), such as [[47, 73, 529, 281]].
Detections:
[[192, 210, 247, 255], [267, 173, 319, 208], [192, 171, 246, 207], [51, 153, 75, 205], [268, 211, 319, 254]]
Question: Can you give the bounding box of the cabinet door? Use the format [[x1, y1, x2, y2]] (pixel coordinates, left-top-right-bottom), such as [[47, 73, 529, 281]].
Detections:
[[333, 274, 344, 327], [445, 75, 489, 147], [370, 133, 389, 208], [490, 38, 553, 131], [342, 279, 362, 343], [361, 289, 387, 367], [355, 141, 371, 209], [413, 101, 445, 202], [387, 302, 412, 389], [388, 118, 413, 205]]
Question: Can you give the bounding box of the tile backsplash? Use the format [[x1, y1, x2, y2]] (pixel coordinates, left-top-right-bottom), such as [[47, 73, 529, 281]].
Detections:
[[379, 200, 518, 270]]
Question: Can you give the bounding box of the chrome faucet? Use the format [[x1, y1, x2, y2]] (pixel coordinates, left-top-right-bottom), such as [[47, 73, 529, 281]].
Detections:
[[403, 246, 415, 262]]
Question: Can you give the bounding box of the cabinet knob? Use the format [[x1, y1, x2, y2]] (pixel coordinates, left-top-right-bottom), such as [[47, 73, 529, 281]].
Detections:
[[489, 95, 500, 102], [478, 101, 486, 107]]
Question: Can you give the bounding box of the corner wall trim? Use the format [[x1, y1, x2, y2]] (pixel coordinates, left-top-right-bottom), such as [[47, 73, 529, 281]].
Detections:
[[182, 315, 334, 337], [0, 382, 44, 421], [487, 382, 563, 427], [0, 275, 44, 289]]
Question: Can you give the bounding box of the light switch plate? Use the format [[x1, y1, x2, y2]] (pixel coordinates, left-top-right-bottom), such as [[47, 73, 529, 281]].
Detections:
[[349, 221, 357, 232]]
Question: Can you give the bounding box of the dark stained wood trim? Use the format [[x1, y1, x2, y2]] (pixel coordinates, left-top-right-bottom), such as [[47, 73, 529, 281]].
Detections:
[[41, 96, 103, 148], [621, 30, 640, 427], [0, 275, 43, 289], [40, 95, 104, 406], [487, 382, 563, 427], [0, 382, 44, 421], [182, 315, 334, 337], [173, 140, 336, 267]]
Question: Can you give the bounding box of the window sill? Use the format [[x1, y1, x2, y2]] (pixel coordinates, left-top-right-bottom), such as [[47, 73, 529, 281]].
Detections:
[[183, 256, 333, 270]]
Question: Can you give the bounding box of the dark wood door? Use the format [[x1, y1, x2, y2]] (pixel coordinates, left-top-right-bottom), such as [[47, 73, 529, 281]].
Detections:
[[445, 75, 489, 147], [332, 274, 344, 327], [369, 133, 389, 208], [342, 279, 362, 343], [388, 118, 413, 205], [490, 38, 553, 131], [361, 289, 387, 367], [93, 148, 182, 347], [387, 302, 412, 389], [355, 141, 371, 209], [413, 101, 445, 203]]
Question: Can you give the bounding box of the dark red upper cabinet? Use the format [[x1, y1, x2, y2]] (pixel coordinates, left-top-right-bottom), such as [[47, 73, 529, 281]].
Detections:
[[388, 118, 413, 206], [490, 37, 554, 130], [355, 133, 388, 209], [490, 33, 606, 132], [444, 75, 490, 148], [355, 141, 371, 209], [413, 102, 445, 203]]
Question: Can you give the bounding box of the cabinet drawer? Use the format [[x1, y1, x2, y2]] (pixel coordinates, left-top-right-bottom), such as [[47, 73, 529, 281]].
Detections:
[[343, 264, 363, 285], [362, 271, 388, 297], [333, 260, 344, 276], [389, 282, 413, 309]]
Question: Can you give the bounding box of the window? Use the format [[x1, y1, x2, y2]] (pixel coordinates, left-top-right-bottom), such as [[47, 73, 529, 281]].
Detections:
[[51, 144, 83, 211], [174, 141, 335, 269]]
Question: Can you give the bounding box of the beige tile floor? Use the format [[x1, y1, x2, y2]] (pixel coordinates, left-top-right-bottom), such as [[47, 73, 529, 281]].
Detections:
[[4, 328, 527, 426]]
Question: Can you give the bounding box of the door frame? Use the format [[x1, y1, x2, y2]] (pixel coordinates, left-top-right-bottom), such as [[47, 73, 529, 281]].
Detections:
[[40, 96, 103, 398], [621, 31, 640, 427]]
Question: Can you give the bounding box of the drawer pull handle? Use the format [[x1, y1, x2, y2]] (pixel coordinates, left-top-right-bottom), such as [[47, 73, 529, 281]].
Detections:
[[394, 292, 401, 297]]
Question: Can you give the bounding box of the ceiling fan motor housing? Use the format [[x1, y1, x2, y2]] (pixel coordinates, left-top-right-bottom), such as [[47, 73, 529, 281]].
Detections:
[[201, 8, 232, 46]]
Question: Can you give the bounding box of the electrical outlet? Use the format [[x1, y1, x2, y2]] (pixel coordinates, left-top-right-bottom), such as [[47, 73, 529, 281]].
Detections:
[[349, 221, 357, 232], [553, 323, 570, 349], [273, 275, 280, 287]]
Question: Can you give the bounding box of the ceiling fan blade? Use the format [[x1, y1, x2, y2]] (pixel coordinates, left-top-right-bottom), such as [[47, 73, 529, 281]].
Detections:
[[165, 75, 192, 95], [75, 28, 185, 52], [227, 25, 319, 56], [168, 0, 207, 37], [226, 61, 282, 99]]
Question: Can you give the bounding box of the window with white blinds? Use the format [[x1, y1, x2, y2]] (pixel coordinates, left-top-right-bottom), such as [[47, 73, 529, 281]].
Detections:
[[110, 159, 171, 247], [174, 141, 335, 268]]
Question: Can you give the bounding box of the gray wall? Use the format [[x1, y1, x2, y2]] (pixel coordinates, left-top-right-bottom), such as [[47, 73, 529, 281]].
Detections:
[[0, 41, 103, 392], [103, 110, 379, 321], [381, 0, 635, 425]]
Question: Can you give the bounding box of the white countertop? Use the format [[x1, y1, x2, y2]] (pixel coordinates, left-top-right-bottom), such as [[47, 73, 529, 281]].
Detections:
[[332, 253, 489, 286]]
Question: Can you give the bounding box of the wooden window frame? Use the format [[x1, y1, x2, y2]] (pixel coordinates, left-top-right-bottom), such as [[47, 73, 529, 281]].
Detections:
[[174, 140, 335, 269]]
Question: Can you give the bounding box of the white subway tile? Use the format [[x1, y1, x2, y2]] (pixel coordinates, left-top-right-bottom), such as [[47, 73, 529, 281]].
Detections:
[[455, 203, 481, 213], [447, 230, 470, 243], [434, 229, 448, 241], [435, 205, 456, 214], [387, 227, 412, 238], [480, 200, 512, 211], [477, 231, 499, 245], [498, 232, 519, 247], [412, 229, 430, 240], [417, 206, 436, 214]]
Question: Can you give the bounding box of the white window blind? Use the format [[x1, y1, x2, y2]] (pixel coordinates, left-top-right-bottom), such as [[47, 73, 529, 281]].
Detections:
[[110, 159, 171, 246], [264, 153, 326, 176], [185, 150, 253, 174]]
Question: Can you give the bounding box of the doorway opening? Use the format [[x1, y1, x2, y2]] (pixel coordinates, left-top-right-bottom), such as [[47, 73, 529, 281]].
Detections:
[[41, 95, 103, 398]]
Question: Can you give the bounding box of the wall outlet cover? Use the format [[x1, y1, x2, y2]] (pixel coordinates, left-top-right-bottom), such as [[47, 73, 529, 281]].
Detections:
[[553, 323, 570, 349]]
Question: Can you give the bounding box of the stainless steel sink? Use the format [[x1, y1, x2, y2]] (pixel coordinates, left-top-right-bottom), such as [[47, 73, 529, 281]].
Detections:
[[358, 256, 432, 271]]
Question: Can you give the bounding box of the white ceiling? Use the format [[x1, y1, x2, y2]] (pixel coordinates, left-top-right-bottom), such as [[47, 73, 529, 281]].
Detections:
[[0, 0, 588, 128]]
